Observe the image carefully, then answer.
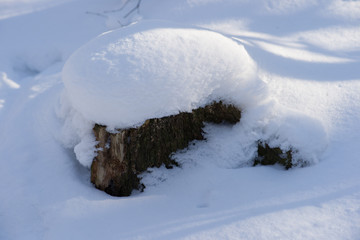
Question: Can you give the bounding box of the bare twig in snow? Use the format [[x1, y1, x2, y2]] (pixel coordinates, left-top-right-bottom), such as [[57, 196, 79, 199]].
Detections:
[[124, 0, 142, 18], [85, 0, 142, 23], [103, 0, 131, 14], [85, 11, 107, 18]]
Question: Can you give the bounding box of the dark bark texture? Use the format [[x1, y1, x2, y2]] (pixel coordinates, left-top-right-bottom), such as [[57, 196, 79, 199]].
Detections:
[[91, 101, 241, 196]]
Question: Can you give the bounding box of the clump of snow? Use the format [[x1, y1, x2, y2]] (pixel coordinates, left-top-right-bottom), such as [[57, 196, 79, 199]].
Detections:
[[57, 90, 97, 167], [62, 20, 265, 129], [260, 107, 328, 165]]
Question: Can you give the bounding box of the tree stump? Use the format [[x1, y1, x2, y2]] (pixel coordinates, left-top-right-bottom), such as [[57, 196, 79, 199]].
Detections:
[[91, 101, 241, 196]]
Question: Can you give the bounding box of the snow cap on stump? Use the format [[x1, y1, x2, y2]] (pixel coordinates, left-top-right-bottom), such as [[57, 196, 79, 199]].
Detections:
[[62, 20, 263, 129]]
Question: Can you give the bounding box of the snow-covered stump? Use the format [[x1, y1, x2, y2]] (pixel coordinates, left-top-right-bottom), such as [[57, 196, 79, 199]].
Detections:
[[91, 101, 241, 196], [60, 20, 277, 196]]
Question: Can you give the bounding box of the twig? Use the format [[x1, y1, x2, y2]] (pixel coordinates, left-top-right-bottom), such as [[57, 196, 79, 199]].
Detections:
[[103, 0, 131, 13], [124, 0, 142, 18], [85, 0, 142, 21], [85, 11, 107, 18]]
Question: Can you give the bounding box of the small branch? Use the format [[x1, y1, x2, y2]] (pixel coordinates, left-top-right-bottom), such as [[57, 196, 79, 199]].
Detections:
[[103, 0, 131, 14], [85, 0, 142, 22], [85, 11, 107, 18], [124, 0, 142, 18], [117, 20, 126, 28]]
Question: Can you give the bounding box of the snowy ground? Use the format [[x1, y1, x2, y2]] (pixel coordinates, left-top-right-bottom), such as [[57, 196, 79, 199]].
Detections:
[[1, 0, 360, 239]]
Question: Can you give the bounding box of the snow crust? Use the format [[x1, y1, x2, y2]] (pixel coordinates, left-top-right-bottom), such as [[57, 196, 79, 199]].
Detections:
[[62, 20, 263, 129]]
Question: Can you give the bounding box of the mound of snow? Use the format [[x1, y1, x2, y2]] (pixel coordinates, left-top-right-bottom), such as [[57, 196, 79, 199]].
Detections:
[[62, 20, 265, 129], [61, 20, 327, 168]]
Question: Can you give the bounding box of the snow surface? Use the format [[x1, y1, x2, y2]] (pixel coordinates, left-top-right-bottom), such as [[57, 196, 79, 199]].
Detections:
[[1, 0, 360, 239]]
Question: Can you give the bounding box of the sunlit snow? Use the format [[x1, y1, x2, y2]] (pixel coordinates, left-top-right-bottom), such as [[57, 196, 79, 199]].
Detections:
[[0, 0, 359, 239]]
